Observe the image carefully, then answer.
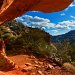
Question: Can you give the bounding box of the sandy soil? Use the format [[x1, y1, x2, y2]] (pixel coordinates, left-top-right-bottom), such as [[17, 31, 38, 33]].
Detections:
[[0, 54, 74, 75]]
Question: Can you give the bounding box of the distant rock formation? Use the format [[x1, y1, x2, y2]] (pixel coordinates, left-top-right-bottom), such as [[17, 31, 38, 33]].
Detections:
[[51, 30, 75, 42], [0, 0, 73, 25]]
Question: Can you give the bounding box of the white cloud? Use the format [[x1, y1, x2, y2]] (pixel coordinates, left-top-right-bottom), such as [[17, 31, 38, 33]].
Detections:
[[55, 20, 75, 30], [60, 13, 65, 16], [58, 21, 75, 26], [70, 15, 75, 19], [16, 15, 55, 28], [16, 15, 75, 30], [16, 15, 75, 35], [51, 30, 58, 33]]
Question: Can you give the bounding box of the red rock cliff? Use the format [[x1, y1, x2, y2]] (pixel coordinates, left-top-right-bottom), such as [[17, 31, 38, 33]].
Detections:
[[0, 0, 73, 25]]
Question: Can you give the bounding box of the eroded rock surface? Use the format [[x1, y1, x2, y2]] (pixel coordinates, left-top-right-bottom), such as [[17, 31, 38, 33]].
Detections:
[[0, 0, 73, 25]]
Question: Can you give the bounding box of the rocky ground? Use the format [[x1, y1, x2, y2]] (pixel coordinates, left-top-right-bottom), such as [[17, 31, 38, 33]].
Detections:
[[0, 54, 74, 75]]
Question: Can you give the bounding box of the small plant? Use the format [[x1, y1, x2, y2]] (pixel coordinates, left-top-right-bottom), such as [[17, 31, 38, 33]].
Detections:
[[71, 62, 75, 67]]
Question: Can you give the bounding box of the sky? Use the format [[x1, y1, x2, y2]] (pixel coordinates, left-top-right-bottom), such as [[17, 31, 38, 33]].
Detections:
[[16, 1, 75, 36]]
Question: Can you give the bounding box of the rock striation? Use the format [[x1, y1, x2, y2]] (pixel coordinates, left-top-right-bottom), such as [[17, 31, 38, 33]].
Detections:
[[0, 0, 73, 25]]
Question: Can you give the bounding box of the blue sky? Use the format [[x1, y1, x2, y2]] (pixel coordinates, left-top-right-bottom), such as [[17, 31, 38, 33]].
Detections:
[[16, 1, 75, 36]]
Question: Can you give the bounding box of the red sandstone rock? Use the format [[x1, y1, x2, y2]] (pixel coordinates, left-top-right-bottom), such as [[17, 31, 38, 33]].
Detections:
[[0, 0, 73, 25]]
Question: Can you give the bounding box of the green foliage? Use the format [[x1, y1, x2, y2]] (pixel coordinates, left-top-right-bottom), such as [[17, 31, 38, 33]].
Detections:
[[0, 58, 6, 67], [14, 26, 55, 57], [68, 43, 75, 61], [0, 23, 17, 51], [2, 20, 55, 57], [71, 62, 75, 67], [0, 25, 16, 40], [53, 39, 75, 64], [2, 20, 75, 65]]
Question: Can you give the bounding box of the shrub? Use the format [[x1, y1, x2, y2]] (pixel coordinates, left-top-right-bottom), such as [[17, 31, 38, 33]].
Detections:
[[62, 63, 75, 74]]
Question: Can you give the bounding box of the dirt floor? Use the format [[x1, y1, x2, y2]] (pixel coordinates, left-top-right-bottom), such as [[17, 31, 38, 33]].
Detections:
[[0, 54, 74, 75]]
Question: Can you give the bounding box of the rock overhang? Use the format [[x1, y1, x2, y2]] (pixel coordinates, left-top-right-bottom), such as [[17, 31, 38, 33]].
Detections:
[[0, 0, 73, 25]]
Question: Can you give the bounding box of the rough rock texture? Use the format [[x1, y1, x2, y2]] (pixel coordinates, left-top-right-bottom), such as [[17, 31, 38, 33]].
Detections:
[[0, 55, 73, 75], [0, 0, 73, 25]]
